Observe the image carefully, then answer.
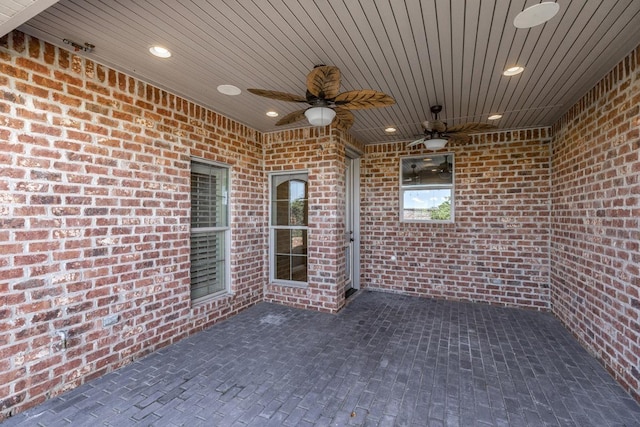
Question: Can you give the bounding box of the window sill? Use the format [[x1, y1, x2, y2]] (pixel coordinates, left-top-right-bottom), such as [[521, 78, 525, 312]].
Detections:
[[191, 290, 234, 307], [269, 281, 308, 289], [400, 219, 455, 224]]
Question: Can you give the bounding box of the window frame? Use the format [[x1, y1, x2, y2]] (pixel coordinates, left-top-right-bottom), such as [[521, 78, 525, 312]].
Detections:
[[399, 153, 455, 223], [190, 158, 231, 303], [269, 170, 309, 287]]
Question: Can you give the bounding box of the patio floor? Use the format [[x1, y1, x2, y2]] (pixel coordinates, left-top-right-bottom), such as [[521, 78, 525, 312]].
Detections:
[[3, 290, 640, 426]]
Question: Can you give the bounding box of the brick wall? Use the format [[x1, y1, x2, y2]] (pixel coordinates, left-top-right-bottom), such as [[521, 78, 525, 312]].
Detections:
[[550, 44, 640, 400], [2, 25, 638, 418], [263, 127, 349, 313], [0, 31, 266, 418], [360, 129, 551, 308]]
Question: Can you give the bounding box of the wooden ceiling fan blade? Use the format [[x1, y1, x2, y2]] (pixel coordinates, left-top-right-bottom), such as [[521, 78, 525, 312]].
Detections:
[[275, 109, 308, 126], [446, 133, 471, 143], [334, 90, 395, 110], [446, 122, 496, 133], [422, 120, 446, 133], [332, 108, 354, 130], [407, 137, 426, 148], [247, 88, 307, 103], [306, 65, 341, 99]]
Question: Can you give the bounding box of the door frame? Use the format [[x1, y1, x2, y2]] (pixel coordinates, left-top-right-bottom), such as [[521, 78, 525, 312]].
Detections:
[[345, 148, 361, 290]]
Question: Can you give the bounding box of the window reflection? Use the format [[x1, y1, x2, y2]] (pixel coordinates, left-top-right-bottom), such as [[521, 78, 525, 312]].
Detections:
[[273, 177, 308, 226], [400, 155, 454, 222], [401, 155, 452, 186], [271, 173, 309, 283]]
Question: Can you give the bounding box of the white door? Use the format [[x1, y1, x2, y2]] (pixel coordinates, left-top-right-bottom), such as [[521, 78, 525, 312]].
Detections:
[[345, 156, 360, 291]]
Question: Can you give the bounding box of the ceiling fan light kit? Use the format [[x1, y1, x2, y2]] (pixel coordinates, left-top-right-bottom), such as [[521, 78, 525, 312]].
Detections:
[[424, 138, 448, 150], [304, 106, 336, 126], [407, 104, 496, 150]]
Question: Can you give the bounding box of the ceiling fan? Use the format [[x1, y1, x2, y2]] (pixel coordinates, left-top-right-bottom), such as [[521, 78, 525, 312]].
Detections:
[[438, 155, 452, 179], [408, 105, 495, 150], [247, 65, 395, 130]]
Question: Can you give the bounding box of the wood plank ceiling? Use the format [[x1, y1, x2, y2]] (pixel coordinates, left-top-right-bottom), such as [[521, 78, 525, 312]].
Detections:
[[15, 0, 640, 145], [0, 0, 59, 37]]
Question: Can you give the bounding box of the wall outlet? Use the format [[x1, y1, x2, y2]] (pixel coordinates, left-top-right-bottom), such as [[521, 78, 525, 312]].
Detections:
[[102, 314, 119, 327]]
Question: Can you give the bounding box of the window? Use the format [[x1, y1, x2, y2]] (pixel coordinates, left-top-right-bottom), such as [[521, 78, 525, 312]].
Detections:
[[270, 172, 308, 284], [190, 160, 230, 301], [400, 154, 454, 222]]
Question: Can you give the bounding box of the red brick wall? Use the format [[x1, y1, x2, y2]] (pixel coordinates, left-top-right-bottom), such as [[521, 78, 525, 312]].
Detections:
[[263, 127, 349, 313], [2, 25, 638, 417], [0, 31, 266, 418], [360, 129, 551, 308], [550, 44, 640, 400]]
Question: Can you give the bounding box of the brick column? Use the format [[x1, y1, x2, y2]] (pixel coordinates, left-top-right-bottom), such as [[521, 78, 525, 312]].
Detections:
[[263, 127, 348, 313]]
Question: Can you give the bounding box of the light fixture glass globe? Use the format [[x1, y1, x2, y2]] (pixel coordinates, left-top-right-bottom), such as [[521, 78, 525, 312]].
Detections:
[[304, 107, 336, 126], [424, 138, 448, 150]]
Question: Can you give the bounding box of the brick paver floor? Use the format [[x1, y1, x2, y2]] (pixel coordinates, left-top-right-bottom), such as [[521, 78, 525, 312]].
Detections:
[[3, 291, 640, 426]]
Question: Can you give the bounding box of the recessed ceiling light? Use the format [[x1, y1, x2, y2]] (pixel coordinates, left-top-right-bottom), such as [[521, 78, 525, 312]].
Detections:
[[503, 66, 524, 76], [514, 2, 560, 29], [149, 46, 171, 58], [384, 127, 397, 133], [488, 114, 503, 120], [217, 85, 241, 96], [266, 111, 279, 117]]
